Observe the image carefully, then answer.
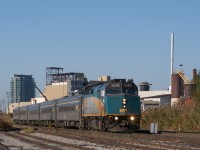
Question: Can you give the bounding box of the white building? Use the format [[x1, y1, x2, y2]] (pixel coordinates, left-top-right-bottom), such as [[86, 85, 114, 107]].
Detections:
[[31, 97, 46, 104], [7, 102, 31, 114], [139, 90, 171, 111]]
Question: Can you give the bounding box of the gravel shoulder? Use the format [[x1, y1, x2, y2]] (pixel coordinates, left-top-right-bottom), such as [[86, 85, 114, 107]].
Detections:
[[0, 132, 46, 150]]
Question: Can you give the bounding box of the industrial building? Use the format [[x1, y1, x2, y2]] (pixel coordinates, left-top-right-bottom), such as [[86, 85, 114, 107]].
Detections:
[[37, 71, 111, 102], [31, 97, 46, 104], [7, 102, 32, 114], [169, 33, 195, 105], [139, 69, 196, 111], [43, 67, 88, 100], [171, 69, 196, 105], [98, 76, 111, 82], [10, 74, 35, 103], [139, 90, 171, 111], [138, 82, 171, 111]]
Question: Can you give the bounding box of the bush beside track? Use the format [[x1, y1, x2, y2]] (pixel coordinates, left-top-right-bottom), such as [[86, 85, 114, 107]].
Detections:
[[140, 101, 200, 132], [0, 114, 13, 131]]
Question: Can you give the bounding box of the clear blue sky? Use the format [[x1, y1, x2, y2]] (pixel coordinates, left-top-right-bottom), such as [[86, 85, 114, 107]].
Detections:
[[0, 1, 200, 99]]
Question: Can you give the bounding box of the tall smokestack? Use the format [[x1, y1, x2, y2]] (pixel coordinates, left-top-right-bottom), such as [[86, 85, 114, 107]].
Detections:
[[170, 33, 174, 85]]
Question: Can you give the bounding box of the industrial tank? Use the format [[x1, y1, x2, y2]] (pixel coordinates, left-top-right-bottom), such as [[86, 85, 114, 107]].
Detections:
[[171, 73, 182, 106], [171, 73, 181, 98], [184, 83, 193, 99]]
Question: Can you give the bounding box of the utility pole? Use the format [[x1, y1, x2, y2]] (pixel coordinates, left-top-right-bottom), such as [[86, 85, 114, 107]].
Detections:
[[7, 92, 10, 114], [0, 100, 1, 113], [2, 99, 4, 113]]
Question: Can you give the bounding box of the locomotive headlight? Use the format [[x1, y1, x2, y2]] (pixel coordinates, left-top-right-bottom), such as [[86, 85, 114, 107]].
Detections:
[[123, 99, 126, 104], [114, 117, 118, 120], [130, 116, 135, 121]]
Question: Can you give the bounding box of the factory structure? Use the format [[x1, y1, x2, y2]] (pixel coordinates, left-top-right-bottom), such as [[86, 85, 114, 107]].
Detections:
[[33, 68, 111, 103], [139, 69, 196, 111], [42, 67, 88, 100], [139, 33, 196, 111]]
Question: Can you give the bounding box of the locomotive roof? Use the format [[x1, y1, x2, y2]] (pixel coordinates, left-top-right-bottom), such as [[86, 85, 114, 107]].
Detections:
[[89, 83, 109, 94]]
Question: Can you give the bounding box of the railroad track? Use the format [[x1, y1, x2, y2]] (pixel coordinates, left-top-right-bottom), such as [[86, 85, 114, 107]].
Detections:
[[18, 132, 95, 150], [0, 143, 9, 150], [12, 125, 200, 150], [3, 131, 94, 150], [37, 128, 194, 150]]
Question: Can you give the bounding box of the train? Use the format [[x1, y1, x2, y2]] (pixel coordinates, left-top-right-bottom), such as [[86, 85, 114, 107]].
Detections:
[[13, 79, 141, 132]]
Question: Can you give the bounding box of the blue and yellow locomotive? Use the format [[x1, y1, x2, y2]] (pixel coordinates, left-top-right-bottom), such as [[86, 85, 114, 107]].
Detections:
[[82, 79, 141, 132], [13, 79, 141, 132]]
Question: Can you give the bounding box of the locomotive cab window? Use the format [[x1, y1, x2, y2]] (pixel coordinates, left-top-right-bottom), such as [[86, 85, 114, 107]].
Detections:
[[106, 87, 121, 94], [122, 88, 134, 94]]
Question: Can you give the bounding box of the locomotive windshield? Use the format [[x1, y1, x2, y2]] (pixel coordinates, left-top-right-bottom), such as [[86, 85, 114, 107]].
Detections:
[[106, 79, 138, 95], [106, 82, 121, 94], [122, 82, 137, 94], [106, 87, 121, 94], [122, 87, 134, 94]]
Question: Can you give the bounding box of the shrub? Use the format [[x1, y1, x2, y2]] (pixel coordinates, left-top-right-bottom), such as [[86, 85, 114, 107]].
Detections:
[[0, 114, 13, 130], [22, 127, 34, 133], [140, 101, 200, 132]]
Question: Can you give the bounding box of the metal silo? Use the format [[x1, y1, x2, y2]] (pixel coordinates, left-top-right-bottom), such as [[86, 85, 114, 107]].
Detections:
[[193, 68, 197, 81], [171, 73, 181, 106], [184, 83, 193, 100]]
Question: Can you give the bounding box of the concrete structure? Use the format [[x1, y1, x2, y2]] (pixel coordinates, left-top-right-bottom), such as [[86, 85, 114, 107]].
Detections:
[[98, 76, 111, 82], [7, 102, 31, 114], [139, 91, 171, 111], [43, 82, 68, 100], [10, 74, 35, 103], [31, 97, 46, 104]]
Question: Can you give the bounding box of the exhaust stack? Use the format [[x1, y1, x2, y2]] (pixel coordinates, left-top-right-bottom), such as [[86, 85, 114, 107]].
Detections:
[[170, 33, 174, 83], [170, 33, 180, 106]]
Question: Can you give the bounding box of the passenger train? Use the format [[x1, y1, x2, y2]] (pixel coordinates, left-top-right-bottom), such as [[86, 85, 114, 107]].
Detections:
[[13, 79, 141, 132]]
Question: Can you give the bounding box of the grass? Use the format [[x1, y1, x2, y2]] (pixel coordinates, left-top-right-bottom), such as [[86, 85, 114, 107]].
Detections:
[[22, 126, 35, 133], [140, 100, 200, 132]]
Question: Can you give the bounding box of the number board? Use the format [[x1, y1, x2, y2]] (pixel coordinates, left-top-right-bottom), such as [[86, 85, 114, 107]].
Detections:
[[119, 108, 128, 113]]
